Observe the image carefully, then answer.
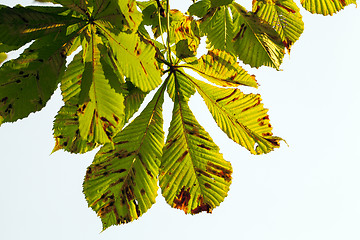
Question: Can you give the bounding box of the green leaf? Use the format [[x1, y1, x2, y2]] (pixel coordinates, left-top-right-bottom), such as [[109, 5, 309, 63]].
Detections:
[[53, 40, 134, 153], [300, 0, 357, 15], [53, 0, 88, 15], [0, 4, 83, 48], [77, 25, 125, 145], [123, 81, 147, 124], [160, 85, 232, 214], [53, 101, 99, 154], [188, 0, 233, 18], [175, 39, 197, 59], [193, 80, 282, 154], [182, 49, 258, 88], [0, 27, 80, 125], [53, 51, 98, 154], [139, 1, 167, 39], [83, 82, 166, 229], [96, 21, 162, 92], [200, 6, 235, 52], [115, 0, 142, 31], [211, 0, 234, 8], [166, 69, 196, 102], [0, 0, 299, 227], [188, 0, 211, 18], [92, 0, 140, 33], [139, 1, 159, 26], [230, 2, 285, 69], [253, 0, 304, 50]]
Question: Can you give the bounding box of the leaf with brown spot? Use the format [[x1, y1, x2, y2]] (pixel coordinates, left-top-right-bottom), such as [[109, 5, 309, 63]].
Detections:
[[252, 0, 304, 51], [83, 82, 166, 230], [193, 79, 283, 154], [300, 0, 356, 15], [160, 82, 232, 215], [53, 26, 126, 152], [173, 187, 191, 211], [96, 21, 161, 92], [182, 49, 258, 88], [1, 23, 81, 126], [77, 25, 125, 145], [116, 0, 142, 31], [230, 2, 285, 69], [169, 9, 200, 61]]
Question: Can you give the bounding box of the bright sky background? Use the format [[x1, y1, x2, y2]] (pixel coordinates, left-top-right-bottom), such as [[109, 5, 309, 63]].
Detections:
[[0, 1, 360, 240]]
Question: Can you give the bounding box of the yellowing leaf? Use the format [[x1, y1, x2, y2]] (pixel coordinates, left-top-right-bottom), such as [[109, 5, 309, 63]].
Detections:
[[53, 51, 98, 154], [188, 0, 212, 18], [160, 84, 232, 214], [301, 0, 357, 15], [77, 25, 125, 145], [83, 83, 166, 229], [123, 81, 147, 124], [166, 69, 195, 102], [231, 2, 285, 69], [182, 49, 258, 88], [97, 21, 162, 92], [200, 6, 235, 52], [193, 80, 282, 154], [253, 0, 304, 50], [116, 0, 142, 31]]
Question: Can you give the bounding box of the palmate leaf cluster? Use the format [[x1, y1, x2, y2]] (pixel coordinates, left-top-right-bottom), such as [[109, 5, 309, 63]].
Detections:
[[0, 0, 356, 230]]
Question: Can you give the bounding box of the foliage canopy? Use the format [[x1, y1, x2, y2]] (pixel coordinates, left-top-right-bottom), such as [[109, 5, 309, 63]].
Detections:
[[0, 0, 356, 230]]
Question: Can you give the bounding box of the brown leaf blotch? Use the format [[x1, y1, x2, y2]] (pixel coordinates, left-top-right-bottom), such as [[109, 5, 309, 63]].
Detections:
[[206, 162, 232, 182], [112, 169, 127, 174], [257, 115, 269, 122], [275, 3, 296, 13], [165, 138, 178, 149], [1, 97, 8, 103], [191, 203, 212, 214], [177, 151, 189, 162], [195, 168, 212, 179], [113, 114, 119, 123], [198, 144, 211, 150], [216, 89, 237, 102], [124, 185, 135, 201], [173, 187, 191, 212], [267, 138, 280, 147]]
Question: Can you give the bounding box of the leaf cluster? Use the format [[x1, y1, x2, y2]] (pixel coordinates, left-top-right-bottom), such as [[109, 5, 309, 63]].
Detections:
[[0, 0, 356, 230]]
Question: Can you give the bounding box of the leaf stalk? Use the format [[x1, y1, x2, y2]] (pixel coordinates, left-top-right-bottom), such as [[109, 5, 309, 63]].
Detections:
[[166, 0, 172, 65]]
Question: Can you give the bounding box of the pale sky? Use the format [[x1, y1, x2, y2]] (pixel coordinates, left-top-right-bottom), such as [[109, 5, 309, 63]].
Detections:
[[0, 1, 360, 240]]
